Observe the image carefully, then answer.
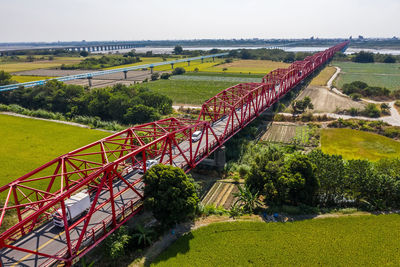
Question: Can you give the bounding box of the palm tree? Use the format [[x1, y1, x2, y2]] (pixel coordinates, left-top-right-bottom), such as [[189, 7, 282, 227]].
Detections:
[[132, 224, 154, 247], [233, 184, 262, 213]]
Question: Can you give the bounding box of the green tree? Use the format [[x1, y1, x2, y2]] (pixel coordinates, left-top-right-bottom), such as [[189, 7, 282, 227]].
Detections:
[[143, 164, 199, 226], [80, 50, 89, 57], [362, 103, 381, 118], [123, 104, 160, 124], [308, 150, 346, 206], [245, 145, 285, 196], [291, 96, 314, 117], [105, 226, 131, 259], [383, 55, 396, 63], [240, 50, 252, 59], [172, 67, 186, 75], [0, 70, 13, 86], [283, 52, 295, 63], [160, 73, 171, 79], [282, 154, 319, 205], [151, 72, 159, 81], [352, 51, 374, 63], [380, 103, 390, 114], [173, 45, 183, 55]]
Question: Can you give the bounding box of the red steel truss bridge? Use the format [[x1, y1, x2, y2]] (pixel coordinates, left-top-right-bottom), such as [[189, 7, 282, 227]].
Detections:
[[0, 41, 349, 266]]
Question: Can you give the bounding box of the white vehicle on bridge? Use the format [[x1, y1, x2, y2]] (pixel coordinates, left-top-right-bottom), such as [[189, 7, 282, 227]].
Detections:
[[52, 191, 90, 228], [191, 130, 202, 142], [138, 159, 158, 174]]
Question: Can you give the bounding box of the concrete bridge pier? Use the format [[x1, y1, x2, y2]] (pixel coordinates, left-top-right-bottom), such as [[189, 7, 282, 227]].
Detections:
[[214, 146, 226, 170], [87, 77, 93, 87], [197, 146, 226, 171]]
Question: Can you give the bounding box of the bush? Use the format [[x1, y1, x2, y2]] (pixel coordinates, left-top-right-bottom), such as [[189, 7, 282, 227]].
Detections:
[[349, 107, 359, 116], [238, 164, 250, 178], [352, 51, 374, 63], [160, 73, 171, 79], [202, 204, 227, 216], [383, 127, 400, 138], [151, 73, 159, 81], [362, 103, 381, 118], [350, 93, 362, 101], [0, 70, 13, 86], [383, 55, 396, 63], [172, 67, 186, 75]]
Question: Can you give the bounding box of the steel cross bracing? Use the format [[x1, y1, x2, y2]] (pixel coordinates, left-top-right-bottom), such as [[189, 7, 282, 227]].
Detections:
[[0, 41, 349, 266], [0, 53, 228, 92]]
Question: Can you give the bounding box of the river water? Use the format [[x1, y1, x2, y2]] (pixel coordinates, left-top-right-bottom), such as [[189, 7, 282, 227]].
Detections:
[[97, 46, 400, 55]]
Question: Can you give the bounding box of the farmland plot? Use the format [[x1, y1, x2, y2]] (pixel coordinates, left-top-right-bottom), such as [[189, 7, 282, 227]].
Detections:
[[261, 123, 310, 145]]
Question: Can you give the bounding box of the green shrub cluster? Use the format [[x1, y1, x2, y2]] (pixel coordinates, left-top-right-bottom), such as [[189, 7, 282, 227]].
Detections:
[[342, 81, 399, 99], [0, 81, 173, 125], [228, 49, 312, 62], [335, 51, 399, 63], [0, 70, 14, 86], [234, 142, 400, 210], [343, 81, 389, 97], [172, 67, 186, 75], [61, 55, 141, 70], [0, 103, 125, 131]]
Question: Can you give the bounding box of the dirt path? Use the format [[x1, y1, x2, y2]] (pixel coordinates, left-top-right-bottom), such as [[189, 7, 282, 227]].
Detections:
[[327, 66, 341, 88], [172, 105, 201, 111]]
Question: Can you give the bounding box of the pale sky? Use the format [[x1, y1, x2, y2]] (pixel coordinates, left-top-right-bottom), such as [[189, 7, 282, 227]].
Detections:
[[1, 0, 399, 42]]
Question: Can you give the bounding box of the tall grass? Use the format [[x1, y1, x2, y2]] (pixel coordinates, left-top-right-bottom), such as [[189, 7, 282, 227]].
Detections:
[[0, 104, 125, 131]]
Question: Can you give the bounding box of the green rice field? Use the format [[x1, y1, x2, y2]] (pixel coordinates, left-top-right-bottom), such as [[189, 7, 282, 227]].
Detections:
[[321, 128, 400, 161], [0, 57, 84, 73], [152, 215, 400, 266], [0, 114, 109, 189], [333, 61, 400, 91], [138, 79, 238, 105]]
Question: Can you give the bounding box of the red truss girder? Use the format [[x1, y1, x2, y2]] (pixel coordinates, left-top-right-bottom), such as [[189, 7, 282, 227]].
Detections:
[[0, 41, 349, 266]]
